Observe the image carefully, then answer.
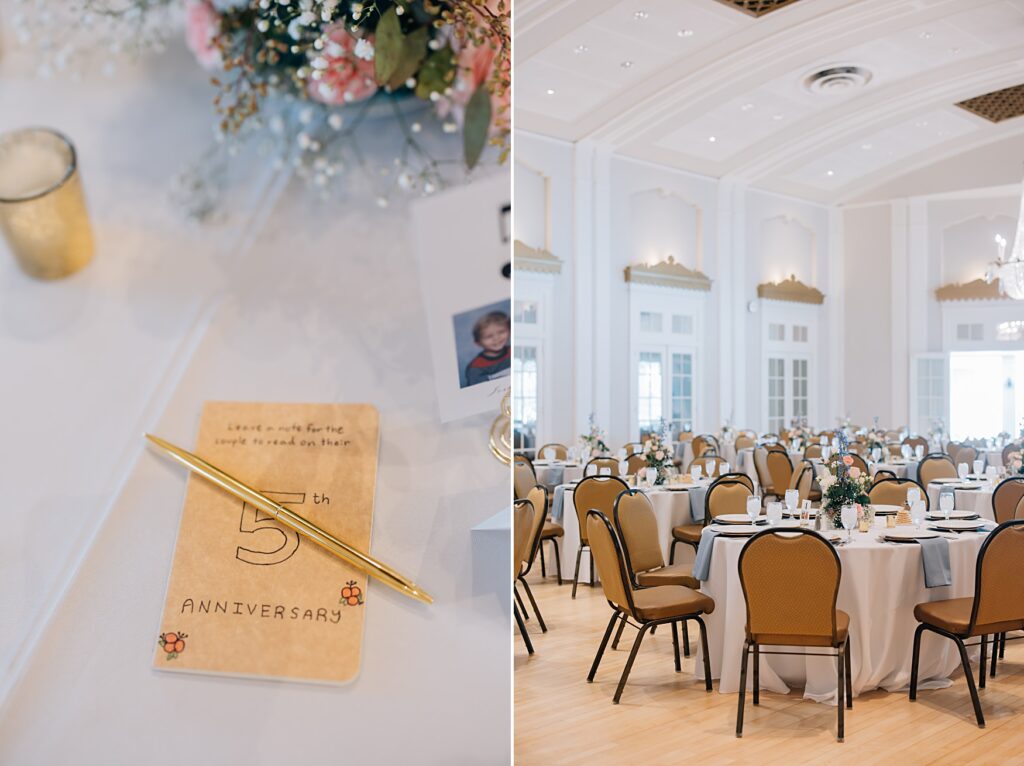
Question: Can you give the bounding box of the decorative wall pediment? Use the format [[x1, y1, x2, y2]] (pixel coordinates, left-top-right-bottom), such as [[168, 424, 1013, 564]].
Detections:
[[935, 278, 1009, 302], [513, 240, 562, 274], [757, 274, 825, 304], [623, 256, 711, 291]]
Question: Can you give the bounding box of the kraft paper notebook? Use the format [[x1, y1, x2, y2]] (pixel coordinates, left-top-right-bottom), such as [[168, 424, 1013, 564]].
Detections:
[[154, 401, 379, 684]]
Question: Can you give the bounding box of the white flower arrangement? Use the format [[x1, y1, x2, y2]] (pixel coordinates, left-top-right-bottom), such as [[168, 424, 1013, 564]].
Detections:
[[642, 431, 673, 484]]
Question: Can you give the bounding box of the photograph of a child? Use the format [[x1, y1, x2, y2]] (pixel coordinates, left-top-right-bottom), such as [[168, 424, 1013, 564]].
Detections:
[[453, 300, 511, 389]]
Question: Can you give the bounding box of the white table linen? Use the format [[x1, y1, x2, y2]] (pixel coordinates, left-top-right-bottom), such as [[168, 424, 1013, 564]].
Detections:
[[532, 462, 584, 490], [697, 527, 987, 702], [926, 484, 995, 521]]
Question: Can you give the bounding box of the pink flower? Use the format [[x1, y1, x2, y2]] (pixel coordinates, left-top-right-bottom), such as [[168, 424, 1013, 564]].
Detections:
[[849, 466, 861, 479], [308, 24, 378, 105], [436, 25, 509, 133], [842, 455, 854, 467], [185, 0, 222, 70]]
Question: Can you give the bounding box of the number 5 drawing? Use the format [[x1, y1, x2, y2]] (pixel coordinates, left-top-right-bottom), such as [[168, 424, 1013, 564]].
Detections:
[[235, 491, 304, 566]]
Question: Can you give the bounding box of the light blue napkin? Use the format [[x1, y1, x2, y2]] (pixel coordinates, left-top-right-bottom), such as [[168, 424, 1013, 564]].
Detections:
[[551, 485, 569, 525], [906, 460, 920, 483], [693, 528, 720, 581], [917, 536, 952, 588], [543, 466, 565, 489], [689, 485, 709, 523]]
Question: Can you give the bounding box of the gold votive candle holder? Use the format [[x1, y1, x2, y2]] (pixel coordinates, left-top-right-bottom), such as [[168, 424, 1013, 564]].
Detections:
[[0, 128, 94, 279]]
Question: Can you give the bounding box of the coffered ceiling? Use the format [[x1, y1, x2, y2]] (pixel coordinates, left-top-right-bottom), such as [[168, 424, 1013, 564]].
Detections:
[[515, 0, 1024, 203]]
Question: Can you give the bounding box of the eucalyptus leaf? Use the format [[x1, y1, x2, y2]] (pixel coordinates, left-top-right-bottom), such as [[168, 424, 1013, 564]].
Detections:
[[415, 46, 456, 101], [387, 25, 429, 90], [374, 8, 403, 85], [463, 85, 492, 169]]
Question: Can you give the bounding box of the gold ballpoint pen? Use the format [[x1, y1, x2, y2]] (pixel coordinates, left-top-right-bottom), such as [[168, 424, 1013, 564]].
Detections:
[[145, 433, 433, 605]]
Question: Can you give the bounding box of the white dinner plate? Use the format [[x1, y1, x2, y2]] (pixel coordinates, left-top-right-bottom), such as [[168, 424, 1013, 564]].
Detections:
[[930, 478, 963, 485], [710, 524, 762, 536], [871, 504, 902, 515], [956, 482, 986, 491], [532, 460, 551, 466], [663, 485, 690, 492], [925, 510, 978, 520], [930, 519, 987, 531], [884, 528, 940, 542], [715, 513, 763, 525], [783, 509, 819, 518]]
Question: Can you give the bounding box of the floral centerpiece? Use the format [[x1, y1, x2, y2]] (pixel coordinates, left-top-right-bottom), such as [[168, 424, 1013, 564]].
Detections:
[[641, 431, 673, 485], [863, 429, 886, 454], [1007, 450, 1024, 475], [578, 413, 609, 456], [787, 418, 811, 446], [816, 434, 871, 528]]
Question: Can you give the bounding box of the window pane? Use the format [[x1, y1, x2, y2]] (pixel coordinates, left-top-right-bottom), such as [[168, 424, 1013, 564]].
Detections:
[[638, 352, 663, 434], [513, 300, 538, 324], [513, 346, 538, 449], [640, 312, 663, 333]]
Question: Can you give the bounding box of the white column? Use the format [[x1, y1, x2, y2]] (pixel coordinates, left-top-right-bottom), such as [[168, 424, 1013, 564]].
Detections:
[[827, 205, 845, 425], [724, 180, 750, 428], [890, 200, 909, 428], [571, 141, 596, 438]]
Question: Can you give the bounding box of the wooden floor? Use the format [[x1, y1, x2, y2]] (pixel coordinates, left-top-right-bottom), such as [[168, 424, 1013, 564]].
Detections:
[[514, 568, 1024, 765]]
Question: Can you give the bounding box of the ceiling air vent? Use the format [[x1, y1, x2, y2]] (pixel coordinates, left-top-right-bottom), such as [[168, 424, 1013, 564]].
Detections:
[[802, 65, 873, 95], [712, 0, 805, 17], [956, 84, 1024, 124]]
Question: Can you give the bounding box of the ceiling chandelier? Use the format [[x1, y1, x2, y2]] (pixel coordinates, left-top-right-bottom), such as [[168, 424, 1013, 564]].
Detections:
[[986, 171, 1024, 300]]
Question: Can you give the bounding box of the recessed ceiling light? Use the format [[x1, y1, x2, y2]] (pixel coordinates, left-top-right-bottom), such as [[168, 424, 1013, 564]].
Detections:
[[772, 113, 785, 120], [949, 47, 961, 55], [574, 44, 589, 54], [634, 10, 649, 20], [920, 31, 933, 40], [708, 136, 717, 143], [546, 88, 555, 96], [861, 143, 872, 150], [741, 103, 754, 111], [621, 60, 633, 69], [677, 28, 694, 38], [826, 170, 835, 177], [915, 120, 929, 127]]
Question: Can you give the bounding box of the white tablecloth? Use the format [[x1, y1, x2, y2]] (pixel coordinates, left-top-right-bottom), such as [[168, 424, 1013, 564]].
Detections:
[[676, 440, 738, 470], [926, 484, 996, 522], [532, 462, 584, 490], [697, 526, 988, 702], [870, 460, 919, 481], [558, 485, 699, 583]]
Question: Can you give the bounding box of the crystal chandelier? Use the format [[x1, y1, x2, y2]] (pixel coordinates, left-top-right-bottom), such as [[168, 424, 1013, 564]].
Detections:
[[986, 172, 1024, 299]]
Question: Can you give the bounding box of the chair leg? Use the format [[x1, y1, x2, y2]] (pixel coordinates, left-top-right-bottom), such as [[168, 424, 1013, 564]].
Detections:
[[552, 542, 563, 586], [837, 645, 845, 743], [514, 604, 534, 655], [539, 544, 547, 578], [520, 577, 546, 633], [682, 619, 691, 657], [752, 644, 760, 705], [588, 611, 619, 681], [1000, 631, 1006, 659], [953, 634, 986, 727], [991, 633, 999, 678], [695, 616, 712, 691], [845, 637, 853, 709], [571, 547, 583, 599], [514, 584, 528, 620], [589, 552, 595, 587], [736, 639, 750, 737], [611, 613, 628, 650], [613, 622, 652, 704], [671, 621, 681, 672], [669, 539, 678, 565], [910, 623, 925, 700], [980, 635, 987, 690]]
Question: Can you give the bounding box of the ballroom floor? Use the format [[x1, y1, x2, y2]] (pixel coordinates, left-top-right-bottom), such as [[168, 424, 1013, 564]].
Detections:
[[515, 568, 1024, 765]]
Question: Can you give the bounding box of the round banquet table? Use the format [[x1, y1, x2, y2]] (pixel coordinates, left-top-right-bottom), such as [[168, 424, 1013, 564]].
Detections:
[[696, 524, 989, 702], [926, 483, 995, 521], [532, 461, 584, 491], [557, 484, 701, 584], [676, 440, 739, 471]]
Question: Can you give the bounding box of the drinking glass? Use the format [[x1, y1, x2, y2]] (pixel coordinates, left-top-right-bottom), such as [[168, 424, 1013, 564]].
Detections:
[[767, 501, 783, 527], [872, 447, 881, 462], [910, 499, 926, 529], [973, 459, 984, 477], [986, 466, 999, 483], [841, 504, 857, 542], [543, 447, 555, 460], [720, 462, 731, 475], [799, 499, 812, 527], [746, 495, 761, 524], [618, 460, 629, 477], [902, 445, 911, 460], [691, 465, 702, 482], [0, 127, 94, 279], [785, 489, 799, 516], [645, 467, 656, 485], [906, 487, 921, 506], [915, 445, 924, 460], [822, 446, 831, 461], [939, 492, 954, 520], [820, 435, 828, 445], [957, 463, 969, 479], [617, 447, 627, 460]]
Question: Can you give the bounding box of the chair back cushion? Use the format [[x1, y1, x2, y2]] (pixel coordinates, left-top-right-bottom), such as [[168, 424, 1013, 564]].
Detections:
[[613, 490, 664, 575], [707, 478, 753, 520], [902, 436, 928, 453], [574, 476, 630, 544], [919, 453, 957, 486], [585, 456, 620, 477], [739, 529, 841, 645], [803, 444, 823, 459], [956, 446, 978, 467], [537, 443, 568, 460], [766, 450, 793, 495], [625, 453, 647, 474], [973, 520, 1024, 631], [734, 434, 755, 451], [753, 446, 772, 491], [522, 485, 548, 575], [514, 457, 536, 500], [689, 454, 726, 478], [513, 500, 535, 581], [993, 477, 1024, 524], [586, 510, 634, 612], [869, 478, 927, 510]]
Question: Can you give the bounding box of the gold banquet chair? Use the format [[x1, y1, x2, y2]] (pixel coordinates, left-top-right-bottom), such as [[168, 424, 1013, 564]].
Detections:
[[869, 478, 929, 511], [689, 454, 726, 479], [993, 477, 1024, 524], [804, 443, 823, 460], [736, 529, 852, 742], [692, 434, 719, 459], [514, 455, 536, 500], [623, 442, 644, 456], [585, 510, 714, 703], [516, 486, 550, 633], [910, 520, 1024, 727], [614, 490, 701, 657], [625, 453, 647, 475], [513, 499, 536, 655], [571, 475, 630, 599], [585, 456, 620, 477], [919, 453, 957, 487], [957, 446, 978, 468], [734, 433, 755, 451], [670, 474, 753, 563], [764, 449, 794, 502], [903, 436, 928, 454], [536, 442, 568, 460]]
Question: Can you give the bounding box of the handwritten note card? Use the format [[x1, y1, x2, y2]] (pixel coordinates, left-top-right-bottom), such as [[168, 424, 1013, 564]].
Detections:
[[154, 401, 379, 684]]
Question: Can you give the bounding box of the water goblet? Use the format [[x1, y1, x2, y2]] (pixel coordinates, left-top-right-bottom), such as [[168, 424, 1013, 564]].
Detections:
[[871, 447, 881, 462], [915, 445, 924, 460], [617, 447, 627, 461], [721, 462, 731, 475], [910, 499, 926, 530], [691, 465, 702, 482], [902, 445, 912, 460], [645, 467, 656, 486], [957, 463, 969, 480], [822, 446, 831, 461], [906, 487, 921, 506], [973, 459, 984, 477], [800, 499, 812, 527], [746, 495, 761, 525], [618, 460, 629, 477], [841, 504, 857, 543], [939, 491, 954, 521], [767, 501, 783, 527], [785, 489, 799, 517], [543, 446, 555, 461]]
